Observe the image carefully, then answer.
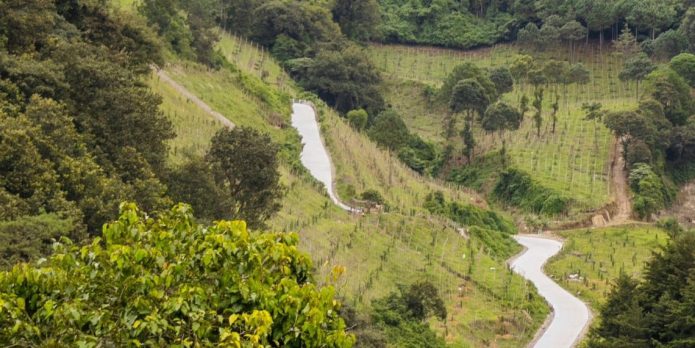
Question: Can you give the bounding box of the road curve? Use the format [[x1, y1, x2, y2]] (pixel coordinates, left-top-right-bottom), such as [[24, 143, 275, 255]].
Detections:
[[511, 235, 591, 348], [291, 102, 358, 212]]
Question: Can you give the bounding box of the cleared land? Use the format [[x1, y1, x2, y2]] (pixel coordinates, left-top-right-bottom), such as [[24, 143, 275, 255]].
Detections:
[[372, 43, 638, 211], [148, 32, 552, 347], [545, 225, 667, 310]]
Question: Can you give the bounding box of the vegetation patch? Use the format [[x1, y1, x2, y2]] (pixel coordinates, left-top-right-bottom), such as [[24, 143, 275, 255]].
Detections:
[[492, 168, 571, 216], [545, 225, 668, 310], [424, 191, 517, 258]]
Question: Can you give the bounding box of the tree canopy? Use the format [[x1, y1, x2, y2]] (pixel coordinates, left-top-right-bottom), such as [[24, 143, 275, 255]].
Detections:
[[206, 127, 283, 230], [589, 229, 695, 346], [0, 203, 354, 347]]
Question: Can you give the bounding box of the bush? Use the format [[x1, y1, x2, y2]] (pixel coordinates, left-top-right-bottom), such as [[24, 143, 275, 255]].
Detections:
[[492, 169, 570, 215], [651, 30, 688, 60], [670, 52, 695, 88], [370, 281, 447, 348], [626, 140, 653, 168], [0, 214, 79, 267], [360, 189, 386, 205], [423, 191, 517, 257], [347, 109, 369, 130], [629, 164, 673, 219], [448, 151, 507, 191], [368, 110, 411, 151], [0, 204, 354, 346]]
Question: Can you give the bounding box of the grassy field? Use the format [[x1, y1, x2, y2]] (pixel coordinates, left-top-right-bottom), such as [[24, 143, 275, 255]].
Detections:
[[146, 71, 224, 164], [373, 43, 639, 211], [545, 225, 667, 310], [142, 31, 554, 347]]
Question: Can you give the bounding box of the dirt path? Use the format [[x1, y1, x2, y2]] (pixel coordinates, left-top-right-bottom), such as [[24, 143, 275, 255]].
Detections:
[[154, 67, 235, 129], [607, 138, 631, 225], [591, 138, 632, 227]]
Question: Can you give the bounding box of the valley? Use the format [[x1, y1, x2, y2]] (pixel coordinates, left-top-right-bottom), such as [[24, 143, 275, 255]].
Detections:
[[1, 1, 694, 347]]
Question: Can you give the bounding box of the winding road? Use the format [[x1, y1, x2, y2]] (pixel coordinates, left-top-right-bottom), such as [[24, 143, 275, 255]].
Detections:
[[511, 236, 591, 348], [291, 101, 591, 347], [158, 70, 591, 346], [291, 102, 358, 212]]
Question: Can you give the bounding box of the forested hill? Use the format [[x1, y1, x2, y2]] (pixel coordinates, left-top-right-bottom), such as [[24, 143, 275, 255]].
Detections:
[[376, 0, 693, 48], [0, 0, 173, 250]]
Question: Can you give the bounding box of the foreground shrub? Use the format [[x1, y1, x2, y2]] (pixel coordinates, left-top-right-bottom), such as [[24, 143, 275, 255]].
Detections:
[[0, 203, 353, 347]]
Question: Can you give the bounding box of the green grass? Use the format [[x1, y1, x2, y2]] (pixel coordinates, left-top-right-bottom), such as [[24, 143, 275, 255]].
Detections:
[[546, 225, 667, 310], [147, 32, 553, 347], [373, 43, 640, 211], [146, 71, 224, 164]]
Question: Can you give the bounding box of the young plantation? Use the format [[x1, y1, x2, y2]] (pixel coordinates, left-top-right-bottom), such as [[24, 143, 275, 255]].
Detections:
[[372, 43, 643, 212]]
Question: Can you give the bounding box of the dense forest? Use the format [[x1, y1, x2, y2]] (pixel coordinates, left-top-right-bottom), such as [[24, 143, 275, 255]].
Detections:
[[378, 0, 694, 49], [1, 0, 695, 346]]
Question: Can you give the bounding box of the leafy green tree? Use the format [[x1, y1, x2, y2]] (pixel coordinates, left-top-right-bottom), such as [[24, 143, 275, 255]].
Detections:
[[560, 20, 587, 62], [300, 46, 385, 115], [370, 281, 447, 348], [519, 94, 530, 122], [402, 281, 447, 321], [550, 94, 560, 134], [440, 62, 497, 104], [543, 60, 570, 93], [518, 22, 542, 50], [0, 214, 81, 267], [670, 53, 695, 87], [569, 63, 591, 85], [532, 88, 544, 137], [368, 110, 411, 151], [332, 0, 380, 41], [651, 30, 688, 60], [577, 0, 615, 47], [582, 102, 604, 122], [510, 54, 534, 83], [668, 116, 695, 162], [347, 109, 369, 130], [645, 67, 695, 125], [619, 53, 656, 100], [138, 0, 196, 59], [540, 15, 563, 49], [0, 0, 55, 53], [528, 68, 548, 89], [482, 101, 523, 141], [626, 140, 653, 168], [251, 0, 342, 59], [166, 156, 230, 222], [462, 121, 476, 163], [449, 79, 490, 120], [0, 203, 354, 347], [626, 0, 676, 39], [512, 0, 538, 20], [680, 8, 695, 52], [489, 66, 514, 95], [206, 127, 283, 229]]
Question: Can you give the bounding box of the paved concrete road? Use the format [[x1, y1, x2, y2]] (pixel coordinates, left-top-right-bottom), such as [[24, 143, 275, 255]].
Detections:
[[291, 103, 356, 212], [511, 236, 591, 348]]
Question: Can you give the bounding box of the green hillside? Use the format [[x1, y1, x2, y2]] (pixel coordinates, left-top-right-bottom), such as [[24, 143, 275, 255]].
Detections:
[[373, 43, 639, 212], [150, 31, 550, 347], [2, 0, 694, 347]]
